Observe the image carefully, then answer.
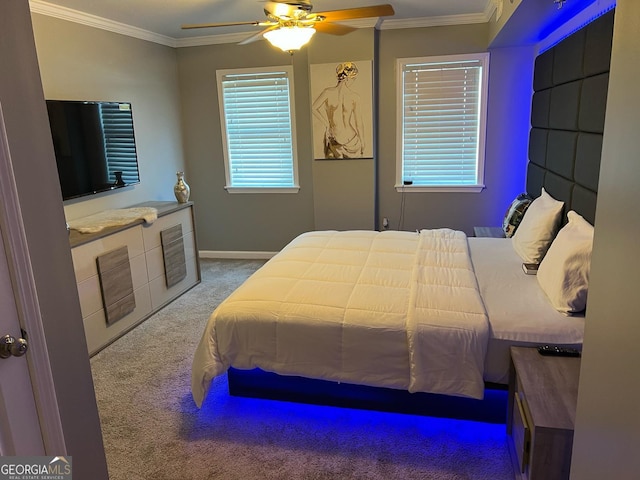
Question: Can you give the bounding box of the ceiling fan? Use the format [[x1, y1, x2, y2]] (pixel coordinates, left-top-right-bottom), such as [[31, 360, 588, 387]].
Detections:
[[181, 1, 395, 53]]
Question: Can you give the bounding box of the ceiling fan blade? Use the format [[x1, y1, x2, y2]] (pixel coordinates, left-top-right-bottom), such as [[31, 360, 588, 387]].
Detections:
[[238, 24, 280, 45], [181, 20, 265, 30], [313, 22, 356, 36], [315, 4, 395, 22]]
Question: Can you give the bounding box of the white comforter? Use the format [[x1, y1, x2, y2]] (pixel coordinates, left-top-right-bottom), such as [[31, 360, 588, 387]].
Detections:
[[192, 229, 489, 407]]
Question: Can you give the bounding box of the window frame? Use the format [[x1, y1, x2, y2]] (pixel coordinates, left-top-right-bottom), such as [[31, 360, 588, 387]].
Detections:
[[217, 65, 300, 194], [395, 52, 490, 193]]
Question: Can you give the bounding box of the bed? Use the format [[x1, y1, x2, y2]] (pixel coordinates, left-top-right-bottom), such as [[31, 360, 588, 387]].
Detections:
[[191, 10, 609, 414], [191, 223, 587, 410]]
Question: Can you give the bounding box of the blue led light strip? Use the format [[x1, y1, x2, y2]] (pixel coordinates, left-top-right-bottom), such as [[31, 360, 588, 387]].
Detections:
[[540, 2, 616, 53]]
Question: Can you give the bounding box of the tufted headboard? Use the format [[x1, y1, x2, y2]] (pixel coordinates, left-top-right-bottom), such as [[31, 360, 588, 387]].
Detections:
[[526, 9, 615, 226]]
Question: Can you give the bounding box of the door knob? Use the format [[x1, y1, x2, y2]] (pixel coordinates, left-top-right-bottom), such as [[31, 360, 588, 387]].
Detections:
[[0, 334, 28, 359]]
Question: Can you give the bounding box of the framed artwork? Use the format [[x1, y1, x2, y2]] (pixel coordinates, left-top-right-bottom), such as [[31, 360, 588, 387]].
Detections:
[[310, 60, 373, 160]]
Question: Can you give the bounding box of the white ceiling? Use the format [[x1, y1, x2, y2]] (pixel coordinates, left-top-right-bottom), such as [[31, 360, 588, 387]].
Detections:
[[29, 0, 496, 46]]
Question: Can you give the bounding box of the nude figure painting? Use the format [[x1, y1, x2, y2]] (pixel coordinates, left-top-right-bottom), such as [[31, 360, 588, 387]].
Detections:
[[310, 60, 373, 160]]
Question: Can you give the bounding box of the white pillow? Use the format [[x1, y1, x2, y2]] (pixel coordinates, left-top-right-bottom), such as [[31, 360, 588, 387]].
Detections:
[[537, 211, 594, 314], [511, 188, 564, 263]]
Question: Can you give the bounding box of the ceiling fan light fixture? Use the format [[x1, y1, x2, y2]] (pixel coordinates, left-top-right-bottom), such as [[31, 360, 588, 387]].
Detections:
[[264, 26, 316, 53]]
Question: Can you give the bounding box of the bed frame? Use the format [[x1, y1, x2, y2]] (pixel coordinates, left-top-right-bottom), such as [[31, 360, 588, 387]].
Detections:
[[226, 10, 613, 422], [228, 368, 508, 424]]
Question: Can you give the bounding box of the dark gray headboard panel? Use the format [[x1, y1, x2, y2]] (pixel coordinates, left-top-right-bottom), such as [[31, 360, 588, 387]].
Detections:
[[526, 9, 615, 225]]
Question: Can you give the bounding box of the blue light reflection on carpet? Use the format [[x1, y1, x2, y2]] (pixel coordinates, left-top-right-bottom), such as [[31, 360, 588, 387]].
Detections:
[[187, 373, 509, 458]]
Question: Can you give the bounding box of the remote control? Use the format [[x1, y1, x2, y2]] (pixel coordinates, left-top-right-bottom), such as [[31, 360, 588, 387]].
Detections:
[[537, 345, 581, 357]]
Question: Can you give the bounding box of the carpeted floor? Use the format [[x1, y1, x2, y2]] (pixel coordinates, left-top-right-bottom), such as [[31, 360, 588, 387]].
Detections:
[[90, 259, 515, 480]]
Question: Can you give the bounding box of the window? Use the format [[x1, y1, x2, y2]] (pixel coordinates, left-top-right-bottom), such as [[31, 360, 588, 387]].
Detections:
[[396, 53, 489, 192], [100, 102, 138, 185], [217, 66, 299, 193]]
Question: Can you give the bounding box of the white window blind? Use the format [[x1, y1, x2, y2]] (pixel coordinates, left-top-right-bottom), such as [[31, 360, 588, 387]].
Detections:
[[397, 54, 489, 191], [218, 67, 299, 192], [99, 102, 139, 184]]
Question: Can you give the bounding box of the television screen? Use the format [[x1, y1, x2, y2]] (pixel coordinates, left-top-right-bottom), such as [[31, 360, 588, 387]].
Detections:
[[46, 100, 141, 200]]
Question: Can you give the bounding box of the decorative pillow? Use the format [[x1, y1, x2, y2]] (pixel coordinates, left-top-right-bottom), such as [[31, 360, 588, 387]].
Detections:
[[502, 193, 533, 238], [511, 188, 564, 263], [537, 211, 594, 314]]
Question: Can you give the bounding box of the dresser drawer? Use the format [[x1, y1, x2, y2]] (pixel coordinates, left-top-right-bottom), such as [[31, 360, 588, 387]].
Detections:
[[82, 284, 152, 355], [76, 254, 149, 319], [141, 207, 193, 251], [145, 231, 196, 282], [149, 255, 199, 309], [71, 226, 145, 283]]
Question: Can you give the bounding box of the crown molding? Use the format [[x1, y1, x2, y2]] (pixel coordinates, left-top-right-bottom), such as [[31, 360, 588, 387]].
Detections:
[[29, 0, 495, 48], [29, 0, 177, 47], [380, 12, 491, 30]]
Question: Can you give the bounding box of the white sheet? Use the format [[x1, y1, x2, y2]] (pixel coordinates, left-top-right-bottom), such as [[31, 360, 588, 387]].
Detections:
[[192, 229, 488, 407], [407, 229, 488, 397], [468, 237, 584, 383]]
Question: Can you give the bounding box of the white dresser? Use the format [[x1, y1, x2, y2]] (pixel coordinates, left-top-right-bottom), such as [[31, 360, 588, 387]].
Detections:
[[70, 201, 200, 355]]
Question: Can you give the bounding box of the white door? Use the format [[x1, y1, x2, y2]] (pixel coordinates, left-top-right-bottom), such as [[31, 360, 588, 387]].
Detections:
[[0, 101, 65, 456], [0, 232, 45, 455]]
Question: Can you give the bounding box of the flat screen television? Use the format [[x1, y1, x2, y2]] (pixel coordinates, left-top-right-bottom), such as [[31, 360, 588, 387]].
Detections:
[[46, 100, 141, 200]]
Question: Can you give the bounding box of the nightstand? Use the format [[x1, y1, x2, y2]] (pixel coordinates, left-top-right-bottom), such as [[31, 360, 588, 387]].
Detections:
[[507, 347, 581, 480], [473, 226, 505, 238]]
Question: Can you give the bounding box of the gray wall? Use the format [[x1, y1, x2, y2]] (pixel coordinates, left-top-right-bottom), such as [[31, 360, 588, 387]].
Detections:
[[31, 14, 186, 221], [179, 24, 533, 251], [377, 24, 533, 234], [176, 29, 377, 253], [27, 4, 590, 256], [570, 1, 640, 477], [31, 13, 535, 253], [1, 2, 108, 477], [176, 42, 316, 253], [307, 29, 376, 232]]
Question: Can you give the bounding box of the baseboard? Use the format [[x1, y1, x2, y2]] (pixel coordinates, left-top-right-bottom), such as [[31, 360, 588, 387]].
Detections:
[[199, 250, 277, 260]]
